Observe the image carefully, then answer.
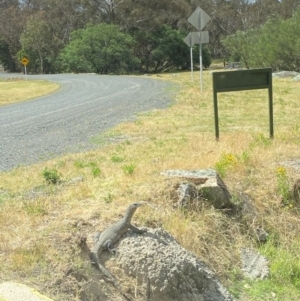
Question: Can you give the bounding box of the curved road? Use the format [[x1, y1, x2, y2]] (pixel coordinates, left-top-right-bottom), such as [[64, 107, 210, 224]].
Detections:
[[0, 73, 174, 172]]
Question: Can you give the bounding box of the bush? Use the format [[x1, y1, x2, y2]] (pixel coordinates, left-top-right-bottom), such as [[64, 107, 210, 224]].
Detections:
[[60, 23, 139, 74], [42, 168, 60, 185]]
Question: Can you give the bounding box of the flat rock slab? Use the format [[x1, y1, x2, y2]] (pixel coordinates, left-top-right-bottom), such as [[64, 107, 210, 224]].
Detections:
[[272, 71, 299, 78], [161, 169, 232, 209], [240, 248, 269, 280], [0, 282, 54, 301], [280, 159, 300, 172]]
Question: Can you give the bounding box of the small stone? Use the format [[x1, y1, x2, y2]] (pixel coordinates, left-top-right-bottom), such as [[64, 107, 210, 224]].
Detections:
[[256, 227, 268, 242], [271, 292, 276, 298]]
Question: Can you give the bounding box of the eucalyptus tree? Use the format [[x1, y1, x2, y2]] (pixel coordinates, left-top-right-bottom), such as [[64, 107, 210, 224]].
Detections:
[[19, 16, 58, 73], [59, 23, 139, 74], [222, 10, 300, 71], [0, 0, 26, 70]]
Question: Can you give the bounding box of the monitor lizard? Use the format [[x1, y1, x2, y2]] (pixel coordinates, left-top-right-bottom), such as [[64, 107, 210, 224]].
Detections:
[[89, 202, 146, 299]]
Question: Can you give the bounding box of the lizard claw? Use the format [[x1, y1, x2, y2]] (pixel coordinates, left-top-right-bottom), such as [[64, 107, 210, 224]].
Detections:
[[108, 247, 117, 255]]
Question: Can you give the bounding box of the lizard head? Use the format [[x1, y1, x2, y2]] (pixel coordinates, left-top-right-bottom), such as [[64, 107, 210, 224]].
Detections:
[[127, 202, 146, 213], [130, 202, 146, 209], [124, 202, 145, 218]]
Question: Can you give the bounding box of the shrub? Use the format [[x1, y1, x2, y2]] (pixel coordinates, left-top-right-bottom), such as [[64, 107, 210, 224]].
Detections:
[[42, 168, 60, 185]]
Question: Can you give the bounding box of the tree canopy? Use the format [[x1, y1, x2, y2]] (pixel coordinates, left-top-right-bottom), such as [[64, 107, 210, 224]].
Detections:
[[222, 10, 300, 71], [1, 0, 300, 73], [59, 23, 139, 74]]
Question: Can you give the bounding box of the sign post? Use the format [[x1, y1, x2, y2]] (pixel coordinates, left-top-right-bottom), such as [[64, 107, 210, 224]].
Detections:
[[212, 68, 273, 140], [183, 31, 210, 83], [190, 36, 193, 81], [198, 10, 203, 92], [21, 57, 29, 81], [183, 32, 194, 81], [188, 7, 211, 92]]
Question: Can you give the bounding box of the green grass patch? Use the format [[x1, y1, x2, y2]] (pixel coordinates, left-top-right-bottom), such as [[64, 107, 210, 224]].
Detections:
[[0, 79, 59, 106]]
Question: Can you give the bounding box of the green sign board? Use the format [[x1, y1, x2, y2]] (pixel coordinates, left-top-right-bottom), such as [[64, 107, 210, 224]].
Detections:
[[212, 68, 273, 140]]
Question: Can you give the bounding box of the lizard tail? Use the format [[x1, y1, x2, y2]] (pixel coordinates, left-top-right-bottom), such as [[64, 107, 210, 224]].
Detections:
[[89, 251, 98, 265], [89, 250, 118, 285]]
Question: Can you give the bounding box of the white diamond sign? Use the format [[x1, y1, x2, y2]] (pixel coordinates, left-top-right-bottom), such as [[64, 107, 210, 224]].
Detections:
[[188, 7, 211, 31], [183, 33, 194, 47]]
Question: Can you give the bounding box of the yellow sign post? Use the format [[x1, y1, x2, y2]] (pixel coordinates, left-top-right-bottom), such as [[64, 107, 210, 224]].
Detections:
[[21, 57, 29, 80]]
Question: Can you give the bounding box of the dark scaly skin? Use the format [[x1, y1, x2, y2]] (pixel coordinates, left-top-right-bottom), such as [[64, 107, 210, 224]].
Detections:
[[90, 202, 146, 290]]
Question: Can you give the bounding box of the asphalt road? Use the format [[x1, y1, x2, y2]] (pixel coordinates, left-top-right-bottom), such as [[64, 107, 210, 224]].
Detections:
[[0, 73, 174, 172]]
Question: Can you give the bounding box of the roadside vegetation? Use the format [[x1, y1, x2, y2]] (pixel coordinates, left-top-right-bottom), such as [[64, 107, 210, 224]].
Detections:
[[1, 1, 300, 75], [223, 10, 300, 71], [0, 78, 59, 106], [0, 69, 300, 300]]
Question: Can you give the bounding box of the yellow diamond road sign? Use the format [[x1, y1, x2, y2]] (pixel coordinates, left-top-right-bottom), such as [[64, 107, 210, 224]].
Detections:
[[21, 58, 29, 66]]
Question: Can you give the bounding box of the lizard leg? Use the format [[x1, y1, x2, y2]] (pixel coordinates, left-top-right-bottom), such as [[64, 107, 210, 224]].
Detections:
[[107, 241, 116, 255], [94, 232, 101, 242], [129, 224, 147, 234]]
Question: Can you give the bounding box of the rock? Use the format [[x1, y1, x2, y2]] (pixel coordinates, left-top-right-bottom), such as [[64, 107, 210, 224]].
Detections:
[[293, 179, 300, 204], [117, 228, 234, 301], [291, 74, 300, 81], [0, 282, 54, 301], [272, 71, 299, 78], [280, 160, 300, 172], [240, 248, 269, 280], [271, 291, 276, 298], [255, 227, 268, 242], [236, 193, 268, 242], [176, 182, 200, 208], [161, 169, 233, 209]]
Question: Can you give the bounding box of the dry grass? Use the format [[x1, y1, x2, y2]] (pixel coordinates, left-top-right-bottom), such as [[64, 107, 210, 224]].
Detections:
[[0, 70, 300, 300], [0, 79, 59, 106]]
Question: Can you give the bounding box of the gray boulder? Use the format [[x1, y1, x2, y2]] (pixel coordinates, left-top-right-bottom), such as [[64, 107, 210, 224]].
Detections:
[[272, 71, 299, 78], [117, 228, 234, 301], [161, 169, 233, 209], [292, 74, 300, 81]]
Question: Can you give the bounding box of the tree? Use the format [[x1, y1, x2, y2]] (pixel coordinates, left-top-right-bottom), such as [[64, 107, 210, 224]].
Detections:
[[188, 43, 212, 70], [83, 0, 191, 30], [132, 26, 211, 72], [0, 1, 27, 71], [20, 15, 63, 73], [60, 23, 139, 74], [0, 37, 16, 71], [222, 29, 260, 69], [222, 10, 300, 71]]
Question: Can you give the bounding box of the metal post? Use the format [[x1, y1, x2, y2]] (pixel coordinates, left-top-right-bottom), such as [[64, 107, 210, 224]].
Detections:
[[198, 10, 202, 93], [200, 39, 203, 92], [25, 65, 27, 81], [268, 72, 274, 138], [213, 84, 219, 140], [190, 33, 194, 82]]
